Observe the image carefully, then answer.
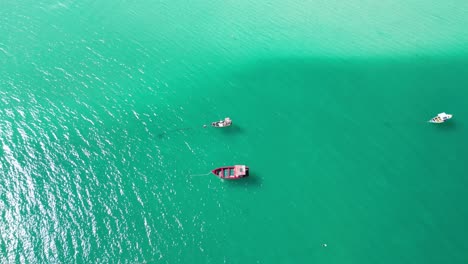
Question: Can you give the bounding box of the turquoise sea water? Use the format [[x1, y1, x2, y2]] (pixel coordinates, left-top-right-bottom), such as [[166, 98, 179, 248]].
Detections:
[[2, 1, 468, 263]]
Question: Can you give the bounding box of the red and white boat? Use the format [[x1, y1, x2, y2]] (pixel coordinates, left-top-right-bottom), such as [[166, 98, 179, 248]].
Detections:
[[211, 165, 249, 180]]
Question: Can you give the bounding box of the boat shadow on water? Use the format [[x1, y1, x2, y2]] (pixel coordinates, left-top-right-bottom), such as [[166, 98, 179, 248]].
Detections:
[[222, 173, 262, 188], [433, 121, 458, 131], [216, 124, 244, 135]]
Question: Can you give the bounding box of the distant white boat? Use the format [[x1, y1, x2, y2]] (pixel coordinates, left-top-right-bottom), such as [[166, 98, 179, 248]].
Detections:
[[428, 112, 452, 123]]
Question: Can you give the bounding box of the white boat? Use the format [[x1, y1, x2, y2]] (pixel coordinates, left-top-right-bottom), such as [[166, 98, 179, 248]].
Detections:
[[211, 117, 232, 128], [428, 112, 452, 123]]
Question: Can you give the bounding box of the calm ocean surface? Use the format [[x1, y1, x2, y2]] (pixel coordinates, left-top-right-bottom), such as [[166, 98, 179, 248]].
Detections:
[[1, 0, 468, 263]]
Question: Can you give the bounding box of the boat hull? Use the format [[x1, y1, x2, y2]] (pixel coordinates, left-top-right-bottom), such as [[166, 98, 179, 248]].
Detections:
[[211, 117, 232, 128], [429, 120, 444, 124], [428, 113, 452, 123], [211, 121, 232, 128], [211, 165, 249, 180]]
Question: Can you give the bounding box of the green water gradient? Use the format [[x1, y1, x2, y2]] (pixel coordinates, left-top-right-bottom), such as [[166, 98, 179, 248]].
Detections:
[[1, 0, 468, 263]]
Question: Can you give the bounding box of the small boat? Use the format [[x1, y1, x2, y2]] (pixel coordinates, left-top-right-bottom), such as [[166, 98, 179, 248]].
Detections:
[[212, 165, 249, 180], [211, 117, 232, 128], [428, 112, 453, 123]]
